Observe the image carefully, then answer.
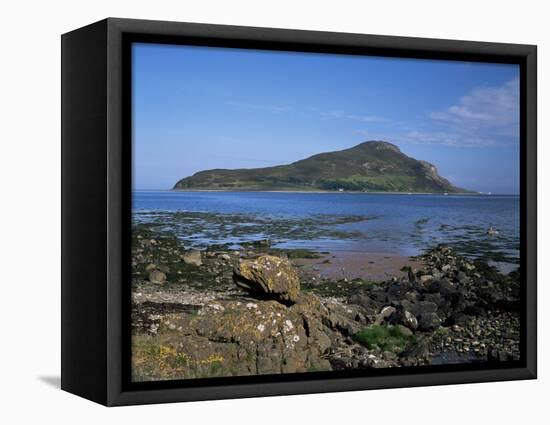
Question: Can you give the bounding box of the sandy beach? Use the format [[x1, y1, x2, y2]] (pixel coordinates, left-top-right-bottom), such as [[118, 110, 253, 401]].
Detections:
[[292, 251, 425, 282]]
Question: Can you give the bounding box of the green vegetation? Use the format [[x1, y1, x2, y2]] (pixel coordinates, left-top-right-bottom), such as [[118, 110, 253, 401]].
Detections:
[[173, 141, 466, 193], [353, 325, 416, 353]]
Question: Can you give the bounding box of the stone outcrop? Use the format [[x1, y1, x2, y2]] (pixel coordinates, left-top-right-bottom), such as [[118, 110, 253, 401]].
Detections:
[[132, 291, 368, 380]]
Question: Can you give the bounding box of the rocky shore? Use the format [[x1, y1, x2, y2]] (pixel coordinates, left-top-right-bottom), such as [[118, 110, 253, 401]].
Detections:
[[131, 224, 521, 382]]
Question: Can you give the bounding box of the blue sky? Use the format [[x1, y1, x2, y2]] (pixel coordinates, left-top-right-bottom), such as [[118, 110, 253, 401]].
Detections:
[[133, 43, 520, 193]]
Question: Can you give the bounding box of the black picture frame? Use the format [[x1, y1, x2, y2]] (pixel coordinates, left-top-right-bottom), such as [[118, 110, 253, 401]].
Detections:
[[61, 17, 537, 406]]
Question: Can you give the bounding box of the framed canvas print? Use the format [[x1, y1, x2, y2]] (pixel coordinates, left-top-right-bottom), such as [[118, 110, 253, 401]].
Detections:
[[61, 18, 537, 406]]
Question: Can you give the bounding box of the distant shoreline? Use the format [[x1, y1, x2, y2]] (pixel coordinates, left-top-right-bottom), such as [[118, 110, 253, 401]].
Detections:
[[132, 188, 519, 196], [171, 190, 475, 195], [168, 189, 493, 196]]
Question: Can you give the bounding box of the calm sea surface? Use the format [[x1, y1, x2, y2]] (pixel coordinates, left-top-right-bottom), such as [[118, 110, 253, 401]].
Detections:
[[133, 191, 520, 267]]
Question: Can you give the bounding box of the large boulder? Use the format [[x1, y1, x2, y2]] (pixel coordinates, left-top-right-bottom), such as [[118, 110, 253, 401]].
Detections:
[[233, 255, 300, 304]]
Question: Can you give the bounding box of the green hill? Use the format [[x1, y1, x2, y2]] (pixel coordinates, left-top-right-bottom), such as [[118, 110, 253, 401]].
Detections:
[[173, 141, 467, 193]]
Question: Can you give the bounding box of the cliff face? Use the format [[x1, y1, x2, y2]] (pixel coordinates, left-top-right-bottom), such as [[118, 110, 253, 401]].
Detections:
[[174, 141, 466, 193]]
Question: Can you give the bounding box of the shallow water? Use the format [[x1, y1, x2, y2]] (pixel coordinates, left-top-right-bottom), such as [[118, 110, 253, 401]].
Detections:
[[133, 191, 520, 266]]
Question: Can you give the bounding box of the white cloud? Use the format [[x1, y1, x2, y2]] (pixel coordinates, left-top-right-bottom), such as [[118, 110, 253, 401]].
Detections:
[[401, 130, 497, 147], [430, 78, 519, 134], [392, 78, 520, 148]]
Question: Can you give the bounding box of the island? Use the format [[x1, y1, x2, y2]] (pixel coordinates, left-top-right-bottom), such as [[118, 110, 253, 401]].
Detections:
[[173, 140, 467, 193]]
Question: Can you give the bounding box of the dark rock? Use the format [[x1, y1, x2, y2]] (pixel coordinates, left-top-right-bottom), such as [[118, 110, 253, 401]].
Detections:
[[241, 239, 271, 248], [397, 300, 437, 318], [455, 271, 469, 283], [402, 338, 431, 361], [422, 293, 442, 307], [396, 324, 414, 337], [389, 306, 418, 330], [404, 291, 419, 302], [488, 349, 515, 363], [478, 284, 520, 312], [348, 294, 380, 315], [463, 304, 486, 316], [445, 312, 472, 326], [427, 278, 455, 295], [417, 312, 442, 331], [375, 306, 396, 325], [400, 299, 416, 313], [369, 288, 389, 302], [416, 301, 438, 315]]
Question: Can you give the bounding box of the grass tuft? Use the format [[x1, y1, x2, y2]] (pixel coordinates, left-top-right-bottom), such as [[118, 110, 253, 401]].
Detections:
[[353, 325, 415, 353]]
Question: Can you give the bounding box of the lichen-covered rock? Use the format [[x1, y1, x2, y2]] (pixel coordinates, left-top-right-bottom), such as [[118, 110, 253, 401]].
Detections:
[[131, 292, 369, 380], [133, 294, 345, 380], [233, 255, 300, 304]]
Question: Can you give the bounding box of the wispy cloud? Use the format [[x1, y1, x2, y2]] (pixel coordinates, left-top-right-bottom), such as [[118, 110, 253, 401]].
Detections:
[[424, 78, 519, 147], [389, 78, 520, 148], [322, 110, 386, 123], [401, 130, 497, 147], [430, 78, 519, 130]]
